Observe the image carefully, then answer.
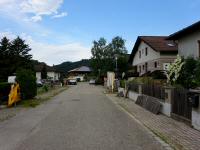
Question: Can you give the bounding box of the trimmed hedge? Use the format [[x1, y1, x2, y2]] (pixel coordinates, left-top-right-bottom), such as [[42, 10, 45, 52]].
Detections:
[[120, 80, 125, 88], [16, 69, 37, 100]]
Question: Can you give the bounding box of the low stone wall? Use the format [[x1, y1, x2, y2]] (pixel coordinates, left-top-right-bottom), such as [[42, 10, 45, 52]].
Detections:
[[128, 91, 140, 102], [160, 102, 171, 117], [192, 109, 200, 130], [127, 85, 200, 131], [128, 88, 172, 117], [192, 98, 200, 130]]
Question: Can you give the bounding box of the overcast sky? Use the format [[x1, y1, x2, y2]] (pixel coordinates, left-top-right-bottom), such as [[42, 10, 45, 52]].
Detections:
[[0, 0, 199, 65]]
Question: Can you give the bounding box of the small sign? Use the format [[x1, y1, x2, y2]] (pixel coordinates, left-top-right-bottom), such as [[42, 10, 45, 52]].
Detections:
[[8, 76, 16, 83]]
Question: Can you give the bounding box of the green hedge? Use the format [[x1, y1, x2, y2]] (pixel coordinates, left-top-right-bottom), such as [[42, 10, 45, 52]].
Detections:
[[120, 80, 125, 88], [16, 69, 37, 100]]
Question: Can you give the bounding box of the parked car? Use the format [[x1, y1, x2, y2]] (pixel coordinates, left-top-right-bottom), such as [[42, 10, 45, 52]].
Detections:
[[68, 79, 77, 85], [89, 79, 95, 84], [36, 80, 43, 87]]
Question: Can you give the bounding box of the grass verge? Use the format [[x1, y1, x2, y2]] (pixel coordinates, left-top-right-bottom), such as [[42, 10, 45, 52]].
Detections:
[[19, 86, 68, 108]]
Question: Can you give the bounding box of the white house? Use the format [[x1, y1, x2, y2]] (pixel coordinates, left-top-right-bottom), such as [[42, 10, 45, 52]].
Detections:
[[168, 20, 200, 131], [129, 36, 178, 76], [168, 20, 200, 58], [35, 63, 60, 81], [68, 66, 92, 81]]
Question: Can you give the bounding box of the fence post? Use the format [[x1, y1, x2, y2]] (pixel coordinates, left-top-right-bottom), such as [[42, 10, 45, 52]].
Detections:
[[189, 89, 200, 131], [138, 84, 143, 95], [163, 86, 174, 117], [164, 87, 174, 104]]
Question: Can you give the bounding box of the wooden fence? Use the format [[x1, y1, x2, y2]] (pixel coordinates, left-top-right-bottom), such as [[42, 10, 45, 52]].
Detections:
[[171, 88, 192, 122], [142, 84, 165, 101]]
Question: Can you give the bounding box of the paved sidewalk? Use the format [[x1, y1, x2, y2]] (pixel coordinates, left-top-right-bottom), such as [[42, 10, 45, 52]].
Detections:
[[106, 94, 200, 150]]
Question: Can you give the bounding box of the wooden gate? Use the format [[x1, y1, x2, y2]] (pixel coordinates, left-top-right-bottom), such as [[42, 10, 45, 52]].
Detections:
[[171, 88, 192, 124]]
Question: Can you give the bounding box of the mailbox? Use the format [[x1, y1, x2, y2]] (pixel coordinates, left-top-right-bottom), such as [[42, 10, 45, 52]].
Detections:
[[188, 93, 199, 108]]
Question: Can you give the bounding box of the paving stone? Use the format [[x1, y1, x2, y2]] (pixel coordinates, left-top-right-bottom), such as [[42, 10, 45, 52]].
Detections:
[[107, 94, 200, 150]]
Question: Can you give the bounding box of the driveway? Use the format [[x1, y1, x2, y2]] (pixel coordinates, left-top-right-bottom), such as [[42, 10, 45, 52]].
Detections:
[[0, 83, 166, 150]]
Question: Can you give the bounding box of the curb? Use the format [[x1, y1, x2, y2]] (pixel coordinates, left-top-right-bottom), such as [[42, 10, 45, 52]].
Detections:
[[106, 94, 174, 150]]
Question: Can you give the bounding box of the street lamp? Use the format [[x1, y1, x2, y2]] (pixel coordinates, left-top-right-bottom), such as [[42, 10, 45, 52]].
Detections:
[[114, 54, 118, 72], [114, 54, 118, 79]]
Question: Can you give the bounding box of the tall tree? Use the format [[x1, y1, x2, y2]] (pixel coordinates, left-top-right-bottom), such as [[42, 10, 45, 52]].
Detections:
[[9, 36, 33, 73], [0, 36, 33, 81], [0, 37, 11, 81], [91, 36, 128, 76]]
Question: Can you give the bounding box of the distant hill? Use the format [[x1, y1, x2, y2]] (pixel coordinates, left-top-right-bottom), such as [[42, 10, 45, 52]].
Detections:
[[54, 59, 91, 73]]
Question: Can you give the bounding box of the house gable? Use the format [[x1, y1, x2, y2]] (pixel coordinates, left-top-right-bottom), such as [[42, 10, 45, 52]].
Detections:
[[129, 36, 177, 64], [132, 41, 160, 66], [176, 31, 200, 58], [167, 20, 200, 58]]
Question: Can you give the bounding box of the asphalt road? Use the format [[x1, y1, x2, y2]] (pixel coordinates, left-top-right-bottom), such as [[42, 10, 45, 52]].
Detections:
[[0, 83, 165, 150]]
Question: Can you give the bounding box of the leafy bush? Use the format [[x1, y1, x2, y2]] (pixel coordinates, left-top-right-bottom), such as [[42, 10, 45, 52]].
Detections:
[[42, 85, 49, 92], [95, 77, 104, 85], [167, 56, 200, 89], [120, 80, 125, 88], [178, 57, 197, 88], [195, 59, 200, 86], [16, 69, 37, 99]]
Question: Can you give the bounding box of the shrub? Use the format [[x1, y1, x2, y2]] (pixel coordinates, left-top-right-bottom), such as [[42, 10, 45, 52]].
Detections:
[[120, 80, 125, 88], [16, 69, 37, 100], [42, 85, 49, 92], [95, 77, 104, 85], [178, 57, 197, 88], [194, 59, 200, 86]]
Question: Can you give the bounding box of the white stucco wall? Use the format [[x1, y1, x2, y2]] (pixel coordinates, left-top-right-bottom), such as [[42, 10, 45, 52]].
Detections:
[[160, 102, 171, 117], [192, 96, 200, 131], [178, 31, 200, 58], [132, 41, 160, 66], [128, 91, 140, 102], [192, 107, 200, 131], [36, 72, 41, 81], [47, 72, 60, 81]]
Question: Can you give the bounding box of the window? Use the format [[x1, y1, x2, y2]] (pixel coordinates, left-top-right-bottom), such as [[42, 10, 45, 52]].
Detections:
[[143, 65, 144, 70], [139, 66, 141, 73], [145, 47, 148, 56], [198, 40, 200, 57], [139, 51, 141, 58], [145, 62, 148, 72], [154, 61, 157, 68]]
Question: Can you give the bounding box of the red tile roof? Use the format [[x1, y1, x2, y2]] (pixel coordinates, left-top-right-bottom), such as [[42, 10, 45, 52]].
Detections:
[[129, 36, 178, 63], [139, 36, 178, 51]]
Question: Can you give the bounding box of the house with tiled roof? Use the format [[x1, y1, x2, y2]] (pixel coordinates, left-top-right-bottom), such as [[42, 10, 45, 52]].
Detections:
[[167, 20, 200, 58], [67, 66, 92, 81], [34, 63, 60, 81], [129, 36, 178, 76]]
